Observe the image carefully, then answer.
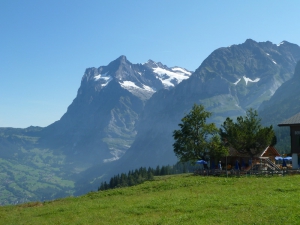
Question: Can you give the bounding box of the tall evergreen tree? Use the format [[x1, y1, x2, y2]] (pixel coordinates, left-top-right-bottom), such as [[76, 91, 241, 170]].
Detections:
[[219, 108, 276, 157]]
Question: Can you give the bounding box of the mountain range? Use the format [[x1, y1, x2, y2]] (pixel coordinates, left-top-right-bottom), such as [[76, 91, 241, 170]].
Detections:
[[39, 56, 192, 166], [84, 39, 300, 189], [1, 39, 300, 204]]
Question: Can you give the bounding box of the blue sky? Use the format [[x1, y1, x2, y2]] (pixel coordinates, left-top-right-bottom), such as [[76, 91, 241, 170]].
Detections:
[[1, 0, 300, 128]]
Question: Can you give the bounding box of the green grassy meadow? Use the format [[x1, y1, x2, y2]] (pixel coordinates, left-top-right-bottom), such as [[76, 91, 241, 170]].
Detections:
[[1, 174, 300, 224]]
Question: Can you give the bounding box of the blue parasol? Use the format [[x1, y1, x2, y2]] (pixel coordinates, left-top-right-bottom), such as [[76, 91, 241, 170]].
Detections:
[[196, 160, 207, 164]]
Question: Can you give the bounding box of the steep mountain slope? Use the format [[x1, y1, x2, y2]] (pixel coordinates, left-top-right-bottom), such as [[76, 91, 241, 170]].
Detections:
[[259, 61, 300, 126], [109, 40, 300, 175], [0, 56, 191, 205], [39, 56, 191, 165]]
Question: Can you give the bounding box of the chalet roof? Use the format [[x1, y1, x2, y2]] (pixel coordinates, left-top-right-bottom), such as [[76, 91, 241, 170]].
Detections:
[[278, 112, 300, 126], [228, 146, 280, 158]]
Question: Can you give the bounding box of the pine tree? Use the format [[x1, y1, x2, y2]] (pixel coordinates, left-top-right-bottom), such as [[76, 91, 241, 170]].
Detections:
[[220, 108, 275, 157]]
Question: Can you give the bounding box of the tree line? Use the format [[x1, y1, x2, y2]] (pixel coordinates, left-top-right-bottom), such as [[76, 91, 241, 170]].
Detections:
[[98, 162, 195, 191]]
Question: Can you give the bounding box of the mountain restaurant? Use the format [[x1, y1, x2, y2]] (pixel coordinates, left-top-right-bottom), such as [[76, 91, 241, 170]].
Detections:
[[220, 146, 281, 171]]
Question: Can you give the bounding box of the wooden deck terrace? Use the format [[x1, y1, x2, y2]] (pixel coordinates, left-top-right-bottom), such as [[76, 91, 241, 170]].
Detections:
[[194, 168, 300, 177]]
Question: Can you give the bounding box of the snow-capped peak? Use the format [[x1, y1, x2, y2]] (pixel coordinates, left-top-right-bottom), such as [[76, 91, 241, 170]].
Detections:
[[87, 56, 192, 100]]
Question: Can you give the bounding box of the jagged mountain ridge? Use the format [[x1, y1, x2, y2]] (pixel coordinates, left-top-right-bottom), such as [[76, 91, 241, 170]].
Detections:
[[191, 39, 300, 112], [73, 56, 192, 101], [39, 56, 192, 165], [106, 39, 300, 177]]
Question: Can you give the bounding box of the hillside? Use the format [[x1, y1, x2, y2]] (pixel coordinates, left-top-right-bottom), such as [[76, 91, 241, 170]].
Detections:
[[106, 39, 300, 180], [1, 174, 300, 225], [38, 56, 192, 165], [258, 61, 300, 152], [0, 57, 191, 205], [259, 61, 300, 126]]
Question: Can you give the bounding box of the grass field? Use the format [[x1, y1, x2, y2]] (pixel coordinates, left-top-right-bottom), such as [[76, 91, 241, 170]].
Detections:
[[1, 174, 300, 225]]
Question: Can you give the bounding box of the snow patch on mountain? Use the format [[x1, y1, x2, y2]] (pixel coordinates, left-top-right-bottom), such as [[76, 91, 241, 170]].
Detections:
[[88, 58, 192, 100], [243, 76, 260, 85], [119, 80, 155, 100], [142, 59, 192, 89], [120, 81, 155, 92], [103, 148, 125, 163], [152, 66, 191, 88], [234, 78, 241, 85], [233, 77, 260, 86], [94, 72, 112, 87], [142, 84, 155, 92], [94, 72, 109, 81]]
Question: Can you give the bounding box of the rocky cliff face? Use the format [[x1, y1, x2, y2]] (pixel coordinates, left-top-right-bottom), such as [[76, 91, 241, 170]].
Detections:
[[191, 39, 300, 115], [110, 40, 300, 175], [39, 56, 192, 165], [259, 60, 300, 126]]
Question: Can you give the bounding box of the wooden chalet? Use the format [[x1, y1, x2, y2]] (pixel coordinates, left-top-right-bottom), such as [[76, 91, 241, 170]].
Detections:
[[220, 146, 280, 170]]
